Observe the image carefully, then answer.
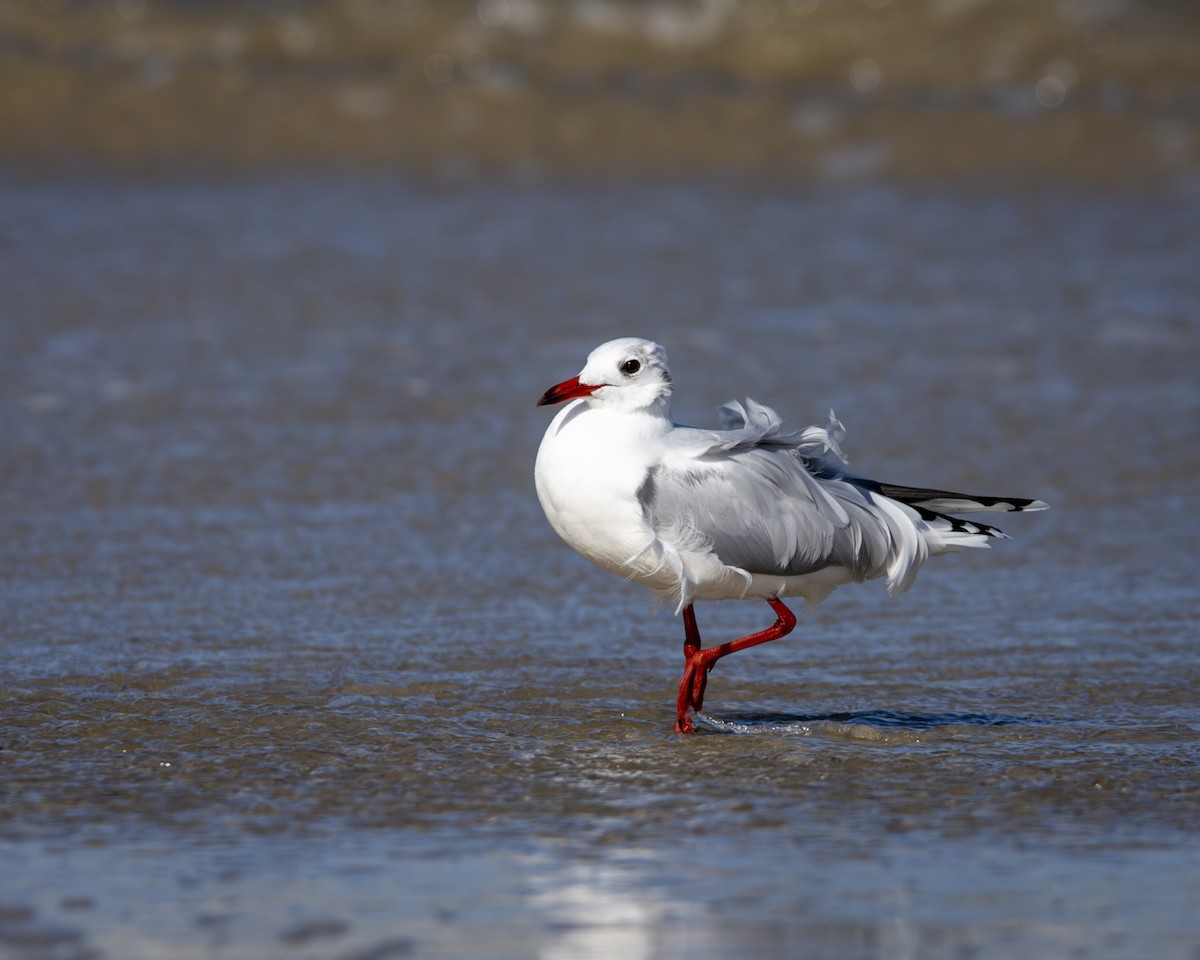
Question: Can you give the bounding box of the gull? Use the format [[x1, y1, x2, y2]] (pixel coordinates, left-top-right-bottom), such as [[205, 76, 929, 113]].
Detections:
[[535, 337, 1047, 733]]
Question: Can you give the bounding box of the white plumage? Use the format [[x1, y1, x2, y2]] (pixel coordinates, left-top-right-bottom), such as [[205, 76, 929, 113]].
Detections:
[[535, 337, 1046, 732]]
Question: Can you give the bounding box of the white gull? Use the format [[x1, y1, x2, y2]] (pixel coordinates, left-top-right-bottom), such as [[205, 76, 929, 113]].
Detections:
[[535, 337, 1047, 732]]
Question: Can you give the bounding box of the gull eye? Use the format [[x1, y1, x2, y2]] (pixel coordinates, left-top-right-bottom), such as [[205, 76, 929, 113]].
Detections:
[[619, 358, 641, 376]]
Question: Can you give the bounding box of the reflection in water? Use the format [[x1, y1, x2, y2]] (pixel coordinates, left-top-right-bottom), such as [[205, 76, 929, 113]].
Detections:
[[526, 855, 676, 960]]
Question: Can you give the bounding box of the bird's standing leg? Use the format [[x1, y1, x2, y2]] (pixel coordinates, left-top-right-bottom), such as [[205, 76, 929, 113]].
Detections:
[[674, 598, 798, 733], [674, 604, 704, 733]]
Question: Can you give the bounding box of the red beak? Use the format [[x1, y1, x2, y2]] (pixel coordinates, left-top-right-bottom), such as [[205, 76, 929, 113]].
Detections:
[[537, 375, 601, 407]]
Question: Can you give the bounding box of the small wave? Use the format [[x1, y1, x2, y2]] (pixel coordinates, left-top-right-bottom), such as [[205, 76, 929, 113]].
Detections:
[[697, 709, 1046, 739]]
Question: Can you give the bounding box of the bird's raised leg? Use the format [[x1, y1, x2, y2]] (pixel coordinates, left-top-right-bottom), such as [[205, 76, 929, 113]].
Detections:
[[674, 598, 798, 733]]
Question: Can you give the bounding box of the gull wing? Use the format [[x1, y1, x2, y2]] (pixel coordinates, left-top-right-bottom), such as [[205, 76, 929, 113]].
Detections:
[[643, 401, 897, 581]]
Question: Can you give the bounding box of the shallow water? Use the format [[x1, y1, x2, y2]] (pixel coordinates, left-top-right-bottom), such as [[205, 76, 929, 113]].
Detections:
[[2, 177, 1199, 958]]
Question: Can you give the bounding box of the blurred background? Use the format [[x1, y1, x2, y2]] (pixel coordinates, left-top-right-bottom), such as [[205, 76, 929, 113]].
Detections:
[[4, 3, 1200, 959], [2, 0, 1198, 186]]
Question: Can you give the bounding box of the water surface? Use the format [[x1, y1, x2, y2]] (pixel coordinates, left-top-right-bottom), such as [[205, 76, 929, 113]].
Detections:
[[2, 177, 1198, 958]]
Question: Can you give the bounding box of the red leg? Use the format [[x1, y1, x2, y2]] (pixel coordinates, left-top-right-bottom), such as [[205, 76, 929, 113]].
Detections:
[[674, 605, 704, 732], [674, 598, 798, 733]]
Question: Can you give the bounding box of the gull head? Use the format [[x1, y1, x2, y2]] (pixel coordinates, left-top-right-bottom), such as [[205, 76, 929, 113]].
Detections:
[[537, 338, 673, 413]]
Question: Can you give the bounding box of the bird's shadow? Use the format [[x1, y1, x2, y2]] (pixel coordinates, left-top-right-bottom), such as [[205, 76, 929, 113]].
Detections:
[[699, 708, 1049, 732]]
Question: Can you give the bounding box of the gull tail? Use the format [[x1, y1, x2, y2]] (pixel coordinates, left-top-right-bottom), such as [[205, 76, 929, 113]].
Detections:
[[856, 479, 1048, 552], [861, 481, 1049, 516]]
